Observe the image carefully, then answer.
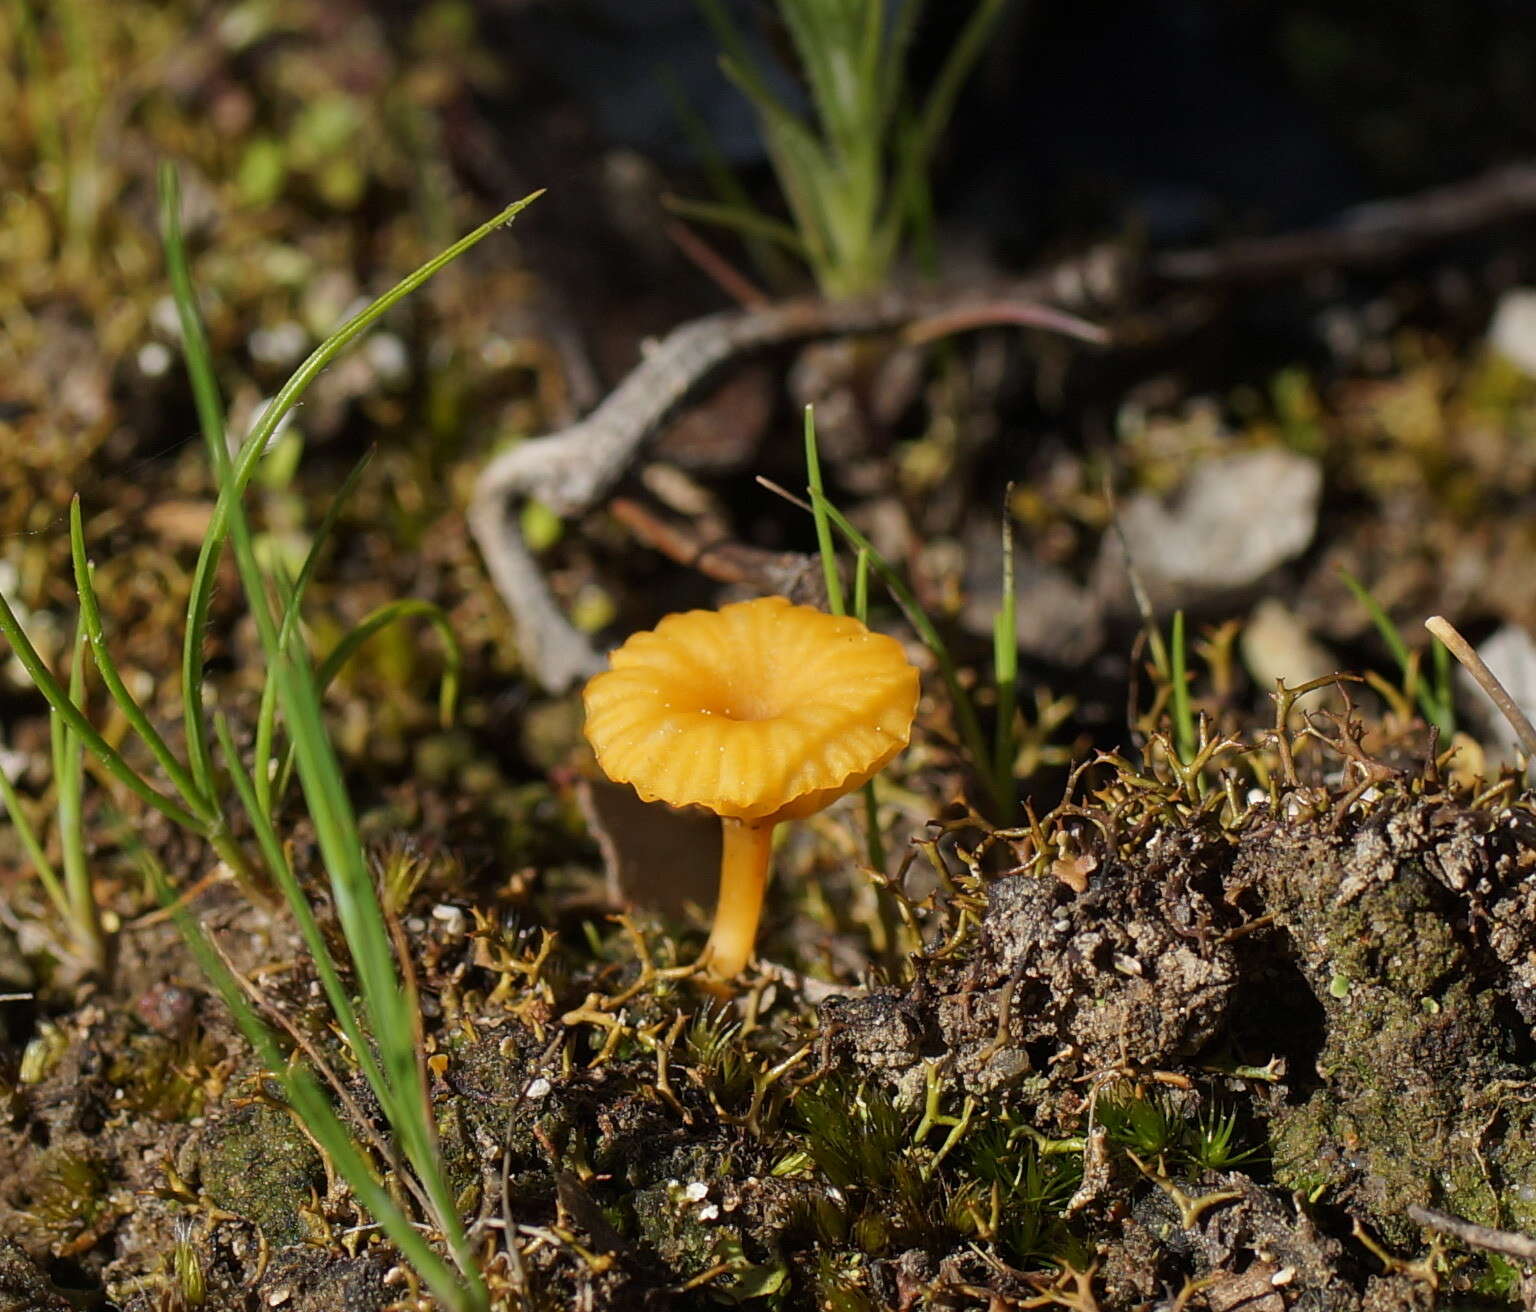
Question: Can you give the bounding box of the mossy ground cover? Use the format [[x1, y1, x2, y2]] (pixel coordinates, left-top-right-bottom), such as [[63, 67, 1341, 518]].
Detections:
[[6, 3, 1536, 1309]]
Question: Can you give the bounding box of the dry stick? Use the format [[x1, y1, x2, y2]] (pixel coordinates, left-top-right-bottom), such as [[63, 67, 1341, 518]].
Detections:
[[474, 157, 1536, 692], [469, 251, 1124, 691], [663, 219, 771, 309], [1424, 615, 1536, 761], [1156, 161, 1536, 283], [607, 496, 825, 602], [1408, 1204, 1536, 1262]]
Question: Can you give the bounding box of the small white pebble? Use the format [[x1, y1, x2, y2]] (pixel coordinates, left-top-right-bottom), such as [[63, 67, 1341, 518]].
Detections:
[[696, 1202, 719, 1221], [431, 905, 467, 936], [683, 1181, 709, 1203], [365, 332, 409, 383], [152, 296, 182, 337], [137, 341, 173, 377], [480, 336, 514, 369], [524, 1077, 551, 1101], [249, 322, 308, 367], [267, 1289, 292, 1307]]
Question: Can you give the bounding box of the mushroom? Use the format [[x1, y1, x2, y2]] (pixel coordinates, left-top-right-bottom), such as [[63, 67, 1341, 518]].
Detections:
[[582, 595, 920, 979]]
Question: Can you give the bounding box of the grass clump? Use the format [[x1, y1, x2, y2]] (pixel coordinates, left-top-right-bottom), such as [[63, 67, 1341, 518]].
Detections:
[[0, 165, 540, 1310], [684, 0, 1011, 298]]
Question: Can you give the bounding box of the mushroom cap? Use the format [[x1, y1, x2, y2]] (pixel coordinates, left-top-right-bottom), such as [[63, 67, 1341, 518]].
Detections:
[[582, 596, 920, 824]]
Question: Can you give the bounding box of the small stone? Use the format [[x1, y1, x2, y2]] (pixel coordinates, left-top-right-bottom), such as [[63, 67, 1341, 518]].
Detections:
[[1489, 288, 1536, 377], [1099, 448, 1321, 605], [431, 904, 467, 936], [1241, 599, 1337, 694], [1463, 625, 1536, 765]]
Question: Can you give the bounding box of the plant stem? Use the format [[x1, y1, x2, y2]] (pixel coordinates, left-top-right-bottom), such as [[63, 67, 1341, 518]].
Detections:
[[702, 818, 776, 980]]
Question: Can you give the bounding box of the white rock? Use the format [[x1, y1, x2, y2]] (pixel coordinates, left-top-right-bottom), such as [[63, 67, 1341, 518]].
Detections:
[[1490, 289, 1536, 377], [1105, 448, 1321, 601], [1464, 624, 1536, 764]]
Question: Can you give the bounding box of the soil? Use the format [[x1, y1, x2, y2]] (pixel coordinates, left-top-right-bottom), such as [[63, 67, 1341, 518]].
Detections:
[[5, 2, 1536, 1310]]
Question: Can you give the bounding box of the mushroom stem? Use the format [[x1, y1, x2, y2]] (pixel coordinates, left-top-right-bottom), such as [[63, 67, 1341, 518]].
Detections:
[[701, 818, 776, 979]]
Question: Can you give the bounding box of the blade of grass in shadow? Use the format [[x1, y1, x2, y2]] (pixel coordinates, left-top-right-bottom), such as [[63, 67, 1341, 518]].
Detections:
[[659, 68, 798, 287], [992, 491, 1018, 820], [660, 195, 807, 256], [884, 0, 1008, 255]]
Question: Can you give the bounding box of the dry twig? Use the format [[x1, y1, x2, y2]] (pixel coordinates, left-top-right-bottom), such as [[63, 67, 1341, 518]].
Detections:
[[470, 257, 1120, 690]]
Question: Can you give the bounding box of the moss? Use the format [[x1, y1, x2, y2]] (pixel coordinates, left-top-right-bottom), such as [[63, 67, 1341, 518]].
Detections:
[[196, 1104, 325, 1246], [631, 1178, 742, 1279], [104, 1032, 211, 1122], [14, 1148, 112, 1238], [0, 1238, 71, 1312]]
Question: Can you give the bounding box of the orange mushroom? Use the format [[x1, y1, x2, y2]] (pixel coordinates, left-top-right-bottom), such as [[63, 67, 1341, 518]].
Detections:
[[582, 596, 920, 979]]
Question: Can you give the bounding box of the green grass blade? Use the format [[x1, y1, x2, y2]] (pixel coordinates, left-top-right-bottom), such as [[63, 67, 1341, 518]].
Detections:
[[211, 713, 394, 1104], [992, 495, 1018, 817], [692, 0, 799, 129], [660, 69, 797, 288], [158, 174, 532, 1305], [55, 615, 93, 949], [269, 599, 463, 804], [69, 498, 212, 822], [0, 587, 203, 833], [315, 600, 461, 727], [161, 166, 232, 802], [1169, 610, 1195, 763], [850, 543, 885, 874], [0, 757, 70, 926], [270, 645, 480, 1293], [805, 407, 845, 615], [807, 490, 998, 810], [132, 833, 476, 1312], [904, 0, 1008, 177], [661, 195, 807, 255], [254, 449, 374, 817], [1339, 567, 1453, 735], [165, 166, 540, 799]]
